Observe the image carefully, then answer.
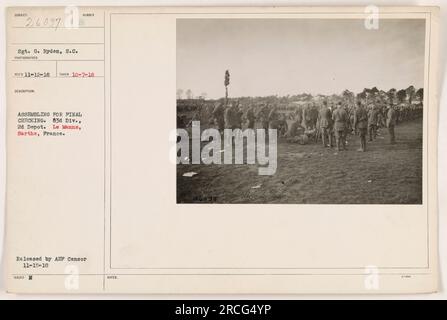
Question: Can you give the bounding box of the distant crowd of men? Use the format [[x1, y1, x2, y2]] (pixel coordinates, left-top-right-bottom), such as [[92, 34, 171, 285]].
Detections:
[[177, 98, 422, 152]]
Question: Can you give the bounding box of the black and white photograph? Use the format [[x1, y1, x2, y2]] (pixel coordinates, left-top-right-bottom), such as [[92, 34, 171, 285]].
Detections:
[[176, 18, 426, 204]]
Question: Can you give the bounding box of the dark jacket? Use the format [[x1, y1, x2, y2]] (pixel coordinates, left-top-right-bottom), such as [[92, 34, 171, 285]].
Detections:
[[354, 106, 368, 129]]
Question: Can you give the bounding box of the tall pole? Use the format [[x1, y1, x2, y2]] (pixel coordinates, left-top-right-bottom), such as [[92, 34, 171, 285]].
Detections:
[[224, 70, 230, 105]]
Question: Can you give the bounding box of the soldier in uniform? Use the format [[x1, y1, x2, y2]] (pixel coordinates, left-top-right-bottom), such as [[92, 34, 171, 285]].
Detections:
[[327, 102, 335, 147], [318, 100, 333, 147], [212, 102, 226, 132], [258, 104, 270, 131], [268, 105, 279, 122], [295, 105, 303, 126], [332, 102, 348, 151], [367, 104, 379, 142], [353, 101, 368, 152], [286, 107, 304, 140], [302, 103, 312, 130], [386, 104, 397, 144], [245, 105, 256, 129], [234, 102, 243, 129], [343, 102, 352, 146], [224, 103, 234, 129]]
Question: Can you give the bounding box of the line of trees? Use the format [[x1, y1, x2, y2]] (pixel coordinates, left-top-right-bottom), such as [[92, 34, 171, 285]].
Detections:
[[177, 86, 423, 105], [353, 86, 423, 105], [177, 89, 208, 100]]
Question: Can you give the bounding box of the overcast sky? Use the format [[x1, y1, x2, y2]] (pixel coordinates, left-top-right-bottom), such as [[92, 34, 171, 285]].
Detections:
[[177, 19, 426, 99]]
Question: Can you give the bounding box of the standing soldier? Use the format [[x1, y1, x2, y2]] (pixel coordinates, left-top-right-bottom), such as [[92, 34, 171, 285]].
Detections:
[[295, 105, 303, 127], [302, 103, 312, 130], [318, 100, 333, 147], [367, 104, 379, 142], [268, 105, 279, 123], [177, 115, 186, 129], [258, 104, 270, 131], [286, 106, 304, 140], [212, 102, 226, 133], [332, 102, 348, 151], [224, 103, 233, 129], [387, 104, 397, 144], [234, 102, 243, 128], [353, 101, 368, 152], [343, 102, 352, 146], [246, 105, 256, 129], [225, 103, 241, 130], [327, 102, 335, 147]]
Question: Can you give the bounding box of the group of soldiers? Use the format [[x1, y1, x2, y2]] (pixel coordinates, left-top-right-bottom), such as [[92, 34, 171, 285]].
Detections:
[[178, 97, 421, 152], [207, 101, 290, 137], [315, 100, 398, 152], [208, 101, 287, 132]]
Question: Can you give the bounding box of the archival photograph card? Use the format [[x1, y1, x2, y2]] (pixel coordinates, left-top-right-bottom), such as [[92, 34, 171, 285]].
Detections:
[[4, 6, 440, 294]]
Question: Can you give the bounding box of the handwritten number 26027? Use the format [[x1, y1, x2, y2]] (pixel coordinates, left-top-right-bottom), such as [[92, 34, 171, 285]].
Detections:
[[24, 17, 62, 29]]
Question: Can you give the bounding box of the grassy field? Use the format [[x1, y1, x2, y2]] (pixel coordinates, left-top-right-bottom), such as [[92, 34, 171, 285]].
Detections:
[[177, 118, 422, 204]]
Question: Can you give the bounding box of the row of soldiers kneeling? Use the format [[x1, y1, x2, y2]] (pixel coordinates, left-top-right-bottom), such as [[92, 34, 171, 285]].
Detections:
[[194, 99, 417, 152]]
